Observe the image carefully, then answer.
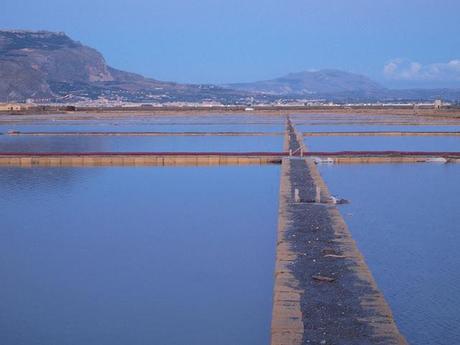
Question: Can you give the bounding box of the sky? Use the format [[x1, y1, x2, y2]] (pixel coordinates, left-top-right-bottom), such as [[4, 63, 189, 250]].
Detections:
[[1, 0, 460, 88]]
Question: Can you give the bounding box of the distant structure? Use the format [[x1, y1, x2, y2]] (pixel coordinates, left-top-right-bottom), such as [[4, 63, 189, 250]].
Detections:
[[0, 103, 23, 111], [434, 99, 443, 109]]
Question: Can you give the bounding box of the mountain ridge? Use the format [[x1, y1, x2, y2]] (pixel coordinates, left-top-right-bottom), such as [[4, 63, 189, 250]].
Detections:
[[225, 69, 385, 96], [0, 30, 248, 103]]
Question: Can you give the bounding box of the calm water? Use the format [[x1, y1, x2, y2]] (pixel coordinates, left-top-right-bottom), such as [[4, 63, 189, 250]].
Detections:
[[0, 116, 284, 152], [0, 123, 284, 133], [295, 124, 460, 133], [318, 164, 460, 345], [0, 135, 283, 152], [291, 113, 460, 126], [0, 166, 280, 345], [305, 136, 460, 152], [0, 115, 284, 133]]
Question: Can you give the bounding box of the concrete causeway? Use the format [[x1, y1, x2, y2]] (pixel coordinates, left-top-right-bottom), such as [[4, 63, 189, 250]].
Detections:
[[271, 119, 408, 345], [1, 151, 459, 166], [0, 152, 283, 166]]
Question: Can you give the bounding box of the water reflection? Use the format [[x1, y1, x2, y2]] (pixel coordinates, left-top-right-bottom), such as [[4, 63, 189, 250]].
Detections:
[[0, 136, 283, 153], [305, 136, 460, 152], [0, 166, 280, 345], [319, 164, 460, 345], [295, 124, 460, 133]]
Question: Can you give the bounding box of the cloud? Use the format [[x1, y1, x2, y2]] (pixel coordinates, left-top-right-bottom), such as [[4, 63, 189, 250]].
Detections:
[[383, 59, 460, 81]]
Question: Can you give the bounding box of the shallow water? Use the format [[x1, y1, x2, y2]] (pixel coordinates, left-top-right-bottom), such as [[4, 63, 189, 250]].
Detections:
[[0, 135, 283, 152], [295, 124, 460, 133], [291, 113, 460, 126], [305, 136, 460, 152], [0, 115, 285, 133], [0, 123, 284, 133], [318, 164, 460, 345], [0, 166, 280, 345], [0, 116, 285, 152]]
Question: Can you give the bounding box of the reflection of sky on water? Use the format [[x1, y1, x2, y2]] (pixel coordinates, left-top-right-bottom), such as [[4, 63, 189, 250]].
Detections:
[[0, 166, 280, 345], [296, 124, 460, 133], [305, 136, 460, 152], [0, 135, 283, 152], [319, 164, 460, 345]]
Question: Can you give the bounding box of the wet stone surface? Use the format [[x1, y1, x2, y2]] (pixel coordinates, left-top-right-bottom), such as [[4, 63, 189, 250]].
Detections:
[[279, 123, 407, 345], [286, 158, 405, 344]]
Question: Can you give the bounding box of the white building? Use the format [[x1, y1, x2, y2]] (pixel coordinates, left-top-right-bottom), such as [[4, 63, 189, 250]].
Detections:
[[0, 103, 23, 111], [434, 99, 443, 109]]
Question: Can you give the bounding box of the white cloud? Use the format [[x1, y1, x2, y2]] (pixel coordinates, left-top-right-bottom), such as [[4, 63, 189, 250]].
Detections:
[[383, 59, 460, 81]]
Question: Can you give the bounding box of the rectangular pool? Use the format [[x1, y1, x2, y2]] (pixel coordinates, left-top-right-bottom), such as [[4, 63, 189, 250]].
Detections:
[[0, 135, 284, 153], [0, 165, 280, 345], [304, 136, 460, 152]]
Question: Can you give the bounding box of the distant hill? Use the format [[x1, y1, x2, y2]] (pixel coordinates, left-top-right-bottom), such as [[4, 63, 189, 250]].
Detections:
[[0, 30, 247, 103], [226, 70, 460, 102], [225, 69, 385, 96]]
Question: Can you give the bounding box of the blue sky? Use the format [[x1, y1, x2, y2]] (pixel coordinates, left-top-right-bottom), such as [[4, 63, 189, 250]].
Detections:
[[1, 0, 459, 87]]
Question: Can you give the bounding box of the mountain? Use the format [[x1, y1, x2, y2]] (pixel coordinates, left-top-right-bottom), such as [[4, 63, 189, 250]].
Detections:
[[0, 30, 248, 103], [226, 70, 460, 102], [0, 30, 113, 100], [225, 69, 385, 96]]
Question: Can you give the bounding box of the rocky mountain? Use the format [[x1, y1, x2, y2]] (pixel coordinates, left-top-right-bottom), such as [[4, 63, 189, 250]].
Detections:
[[225, 69, 385, 96], [0, 30, 111, 100], [0, 30, 248, 103]]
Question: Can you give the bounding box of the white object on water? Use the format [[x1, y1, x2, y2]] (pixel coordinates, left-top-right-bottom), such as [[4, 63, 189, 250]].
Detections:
[[425, 157, 448, 164], [330, 195, 349, 204], [313, 157, 334, 164]]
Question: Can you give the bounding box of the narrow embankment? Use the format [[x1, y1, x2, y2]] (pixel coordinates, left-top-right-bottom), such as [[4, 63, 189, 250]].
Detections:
[[271, 119, 407, 345], [0, 152, 283, 167], [1, 151, 459, 167]]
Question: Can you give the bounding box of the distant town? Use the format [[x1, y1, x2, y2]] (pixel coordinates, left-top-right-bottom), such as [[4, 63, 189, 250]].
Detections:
[[0, 98, 456, 115]]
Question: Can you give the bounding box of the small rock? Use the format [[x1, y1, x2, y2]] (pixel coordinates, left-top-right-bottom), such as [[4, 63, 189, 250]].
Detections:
[[312, 275, 336, 283], [324, 254, 346, 259], [321, 248, 337, 255]]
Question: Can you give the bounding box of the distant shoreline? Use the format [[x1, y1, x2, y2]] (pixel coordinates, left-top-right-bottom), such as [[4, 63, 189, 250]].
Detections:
[[1, 106, 460, 119]]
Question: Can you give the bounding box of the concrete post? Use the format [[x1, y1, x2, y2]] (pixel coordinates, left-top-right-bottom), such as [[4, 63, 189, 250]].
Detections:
[[315, 186, 321, 203], [294, 188, 300, 203]]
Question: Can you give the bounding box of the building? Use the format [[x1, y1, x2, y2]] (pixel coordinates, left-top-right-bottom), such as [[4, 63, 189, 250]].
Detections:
[[0, 103, 23, 111], [434, 99, 443, 109]]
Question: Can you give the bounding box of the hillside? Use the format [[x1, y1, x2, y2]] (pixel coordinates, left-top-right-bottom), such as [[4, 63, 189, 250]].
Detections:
[[225, 69, 385, 96], [0, 30, 248, 103]]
